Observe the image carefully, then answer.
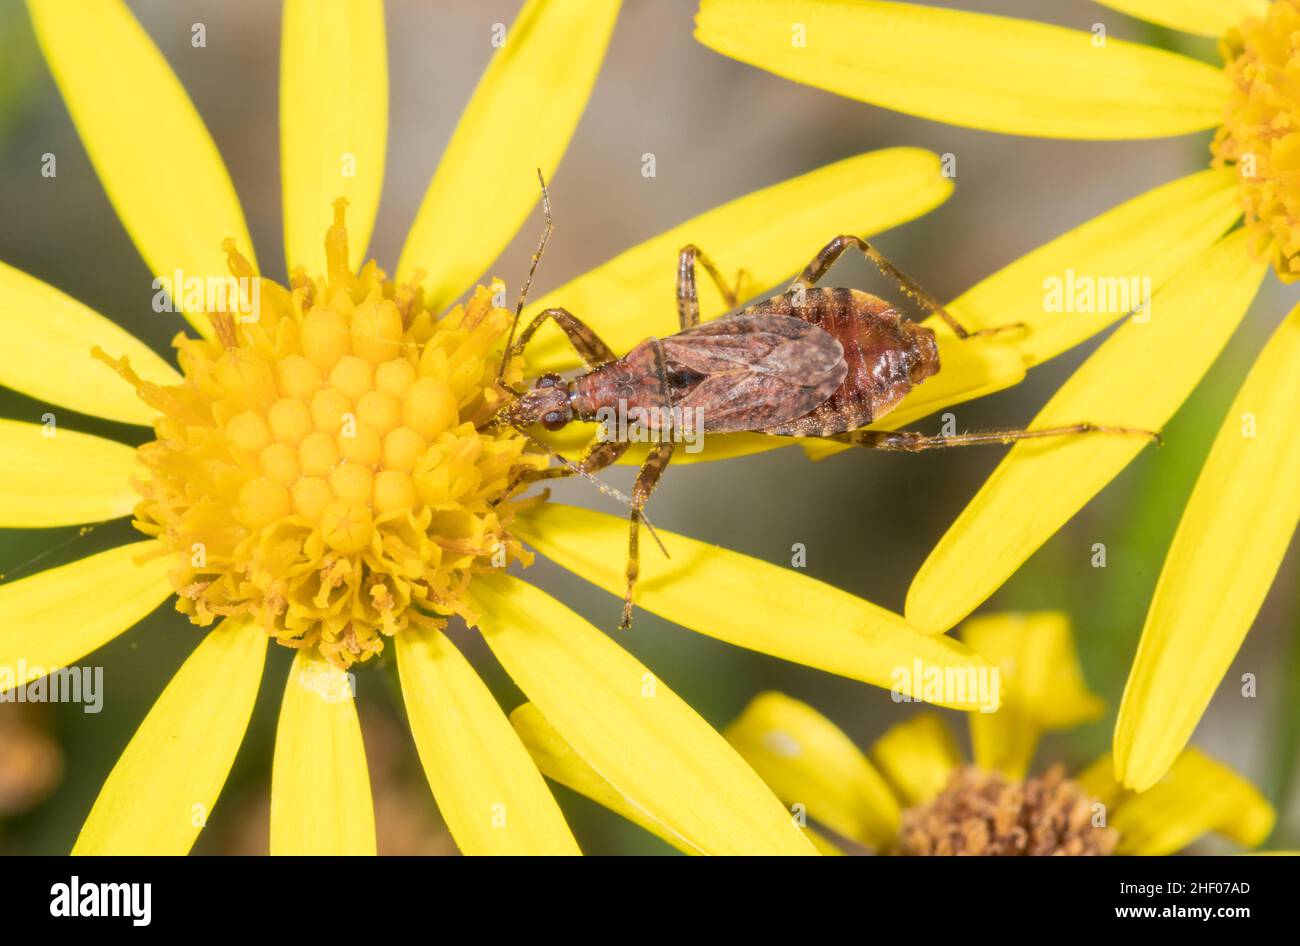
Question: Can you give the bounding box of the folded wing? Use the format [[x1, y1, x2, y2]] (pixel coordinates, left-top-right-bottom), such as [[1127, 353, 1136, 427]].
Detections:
[[661, 314, 846, 433]]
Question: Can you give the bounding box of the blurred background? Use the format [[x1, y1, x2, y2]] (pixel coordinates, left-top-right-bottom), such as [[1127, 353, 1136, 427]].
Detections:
[[0, 0, 1295, 854]]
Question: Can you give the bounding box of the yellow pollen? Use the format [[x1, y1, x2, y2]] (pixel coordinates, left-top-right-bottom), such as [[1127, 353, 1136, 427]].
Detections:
[[1213, 0, 1300, 280], [95, 200, 546, 667]]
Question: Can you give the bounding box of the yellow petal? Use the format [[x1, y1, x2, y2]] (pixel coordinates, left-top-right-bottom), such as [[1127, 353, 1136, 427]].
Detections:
[[395, 626, 579, 855], [1083, 750, 1274, 854], [867, 713, 962, 807], [510, 702, 700, 855], [943, 169, 1241, 368], [1092, 0, 1268, 39], [513, 700, 855, 854], [962, 612, 1103, 779], [694, 0, 1226, 139], [74, 618, 266, 854], [0, 261, 180, 424], [397, 0, 620, 308], [524, 148, 952, 373], [281, 0, 387, 276], [27, 0, 255, 337], [1116, 300, 1300, 790], [1, 541, 172, 693], [724, 692, 901, 850], [805, 828, 845, 855], [0, 419, 139, 527], [514, 504, 1000, 711], [1073, 752, 1126, 811], [270, 649, 375, 855], [468, 573, 816, 855], [907, 230, 1267, 633]]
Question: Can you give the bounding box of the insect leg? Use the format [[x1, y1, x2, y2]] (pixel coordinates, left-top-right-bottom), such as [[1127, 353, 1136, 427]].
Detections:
[[509, 306, 618, 369], [829, 423, 1161, 451], [676, 244, 751, 329], [513, 436, 630, 488], [621, 440, 676, 630], [790, 235, 1023, 341]]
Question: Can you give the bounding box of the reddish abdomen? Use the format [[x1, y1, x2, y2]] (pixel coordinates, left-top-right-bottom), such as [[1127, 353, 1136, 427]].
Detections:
[[755, 287, 918, 436]]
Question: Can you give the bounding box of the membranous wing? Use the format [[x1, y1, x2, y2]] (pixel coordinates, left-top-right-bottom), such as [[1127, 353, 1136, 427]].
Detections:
[[659, 313, 846, 433]]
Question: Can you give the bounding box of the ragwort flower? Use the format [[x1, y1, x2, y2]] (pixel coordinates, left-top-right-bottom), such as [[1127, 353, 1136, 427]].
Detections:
[[0, 0, 1004, 854]]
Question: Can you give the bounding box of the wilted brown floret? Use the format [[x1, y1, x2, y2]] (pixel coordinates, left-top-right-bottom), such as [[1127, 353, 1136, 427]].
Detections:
[[895, 765, 1118, 856]]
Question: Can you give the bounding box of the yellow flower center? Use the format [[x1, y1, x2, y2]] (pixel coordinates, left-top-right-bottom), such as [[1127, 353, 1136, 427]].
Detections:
[[1213, 0, 1300, 280], [97, 201, 546, 667], [894, 765, 1117, 856]]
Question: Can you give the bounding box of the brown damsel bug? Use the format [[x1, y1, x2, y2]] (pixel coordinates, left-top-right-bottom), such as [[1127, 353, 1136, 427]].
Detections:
[[491, 174, 1157, 629]]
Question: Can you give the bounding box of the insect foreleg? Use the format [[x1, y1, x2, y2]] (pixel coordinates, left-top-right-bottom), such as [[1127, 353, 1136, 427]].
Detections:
[[509, 306, 618, 369], [790, 235, 1023, 341], [621, 440, 676, 630], [829, 423, 1161, 451], [512, 436, 630, 488], [676, 244, 750, 330]]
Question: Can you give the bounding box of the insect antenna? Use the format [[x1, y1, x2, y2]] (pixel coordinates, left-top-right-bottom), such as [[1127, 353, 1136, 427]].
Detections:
[[497, 168, 554, 385], [512, 427, 670, 559]]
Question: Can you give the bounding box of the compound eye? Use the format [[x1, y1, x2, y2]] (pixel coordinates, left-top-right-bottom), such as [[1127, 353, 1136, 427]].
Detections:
[[541, 410, 568, 431], [537, 373, 562, 388]]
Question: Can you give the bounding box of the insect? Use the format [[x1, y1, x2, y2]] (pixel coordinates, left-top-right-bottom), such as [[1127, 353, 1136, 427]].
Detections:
[[493, 177, 1157, 629]]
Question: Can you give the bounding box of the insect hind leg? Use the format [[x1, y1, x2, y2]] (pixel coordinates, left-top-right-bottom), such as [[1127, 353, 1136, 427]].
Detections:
[[830, 422, 1161, 451], [790, 235, 1023, 341]]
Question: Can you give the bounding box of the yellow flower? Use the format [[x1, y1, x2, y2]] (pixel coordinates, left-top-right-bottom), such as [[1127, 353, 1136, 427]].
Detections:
[[696, 0, 1300, 792], [515, 612, 1274, 855], [0, 0, 1008, 855]]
